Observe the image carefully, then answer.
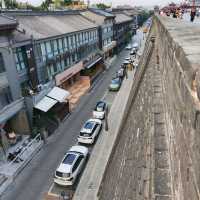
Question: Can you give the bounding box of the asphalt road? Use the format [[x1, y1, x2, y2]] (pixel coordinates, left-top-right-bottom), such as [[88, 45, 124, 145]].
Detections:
[[1, 47, 132, 200]]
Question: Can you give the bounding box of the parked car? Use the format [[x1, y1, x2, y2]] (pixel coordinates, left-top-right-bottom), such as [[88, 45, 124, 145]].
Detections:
[[132, 42, 139, 50], [78, 119, 102, 144], [109, 77, 122, 91], [93, 101, 107, 119], [54, 145, 88, 186], [125, 45, 132, 50], [130, 49, 137, 56], [117, 68, 125, 79]]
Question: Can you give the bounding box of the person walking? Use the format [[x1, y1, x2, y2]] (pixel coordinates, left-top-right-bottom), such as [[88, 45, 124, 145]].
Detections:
[[191, 8, 196, 22]]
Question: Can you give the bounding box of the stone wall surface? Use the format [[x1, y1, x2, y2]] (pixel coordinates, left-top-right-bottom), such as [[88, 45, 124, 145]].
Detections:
[[98, 15, 200, 200], [155, 15, 200, 200]]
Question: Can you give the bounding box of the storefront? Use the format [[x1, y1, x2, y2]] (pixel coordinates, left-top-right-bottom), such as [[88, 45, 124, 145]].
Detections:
[[55, 61, 84, 90], [81, 54, 104, 82], [103, 41, 117, 59], [55, 61, 90, 110], [34, 87, 70, 135]]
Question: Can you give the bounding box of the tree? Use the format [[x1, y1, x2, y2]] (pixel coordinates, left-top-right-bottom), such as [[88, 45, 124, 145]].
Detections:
[[95, 3, 110, 9], [40, 0, 52, 10], [4, 0, 18, 9]]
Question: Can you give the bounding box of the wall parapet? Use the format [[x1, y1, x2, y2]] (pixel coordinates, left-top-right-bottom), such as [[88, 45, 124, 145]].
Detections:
[[154, 14, 200, 200]]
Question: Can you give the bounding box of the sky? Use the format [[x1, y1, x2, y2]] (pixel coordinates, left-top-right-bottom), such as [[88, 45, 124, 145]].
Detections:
[[18, 0, 181, 7]]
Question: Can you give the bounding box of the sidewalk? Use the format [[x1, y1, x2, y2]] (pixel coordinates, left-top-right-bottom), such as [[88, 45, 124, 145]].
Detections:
[[0, 135, 43, 196], [73, 69, 136, 200]]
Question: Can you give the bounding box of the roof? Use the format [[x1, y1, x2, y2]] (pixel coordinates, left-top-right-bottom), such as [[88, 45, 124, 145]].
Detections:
[[81, 10, 106, 25], [123, 10, 139, 16], [90, 9, 115, 18], [114, 13, 132, 24], [14, 14, 97, 40], [81, 9, 115, 26], [0, 14, 18, 31]]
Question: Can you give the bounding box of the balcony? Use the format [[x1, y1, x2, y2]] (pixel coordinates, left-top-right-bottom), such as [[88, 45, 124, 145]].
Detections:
[[32, 81, 55, 106], [102, 41, 117, 53], [0, 98, 24, 124]]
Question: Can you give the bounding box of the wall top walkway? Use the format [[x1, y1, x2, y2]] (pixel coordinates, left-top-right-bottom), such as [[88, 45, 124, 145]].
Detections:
[[155, 15, 200, 104]]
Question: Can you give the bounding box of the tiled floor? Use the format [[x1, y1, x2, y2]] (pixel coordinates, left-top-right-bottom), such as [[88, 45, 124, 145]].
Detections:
[[68, 77, 90, 110]]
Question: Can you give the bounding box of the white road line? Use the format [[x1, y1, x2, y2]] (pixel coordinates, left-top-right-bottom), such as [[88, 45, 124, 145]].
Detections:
[[48, 183, 55, 193], [101, 90, 108, 101]]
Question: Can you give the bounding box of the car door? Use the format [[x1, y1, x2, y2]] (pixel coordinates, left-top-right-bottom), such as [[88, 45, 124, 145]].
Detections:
[[93, 123, 100, 138], [72, 155, 84, 179]]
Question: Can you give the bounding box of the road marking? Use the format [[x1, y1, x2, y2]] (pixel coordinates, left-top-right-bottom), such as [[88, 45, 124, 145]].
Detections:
[[48, 183, 55, 193], [101, 90, 108, 101]]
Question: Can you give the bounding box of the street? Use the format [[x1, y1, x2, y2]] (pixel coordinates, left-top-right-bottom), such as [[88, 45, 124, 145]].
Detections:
[[1, 32, 142, 200]]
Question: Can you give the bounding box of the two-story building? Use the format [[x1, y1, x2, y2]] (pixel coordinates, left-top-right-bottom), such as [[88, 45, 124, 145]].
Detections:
[[0, 15, 31, 156], [1, 10, 103, 135], [81, 9, 116, 59], [111, 12, 133, 53]]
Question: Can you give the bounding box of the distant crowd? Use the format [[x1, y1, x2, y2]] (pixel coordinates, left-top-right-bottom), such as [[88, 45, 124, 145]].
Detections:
[[159, 8, 198, 22]]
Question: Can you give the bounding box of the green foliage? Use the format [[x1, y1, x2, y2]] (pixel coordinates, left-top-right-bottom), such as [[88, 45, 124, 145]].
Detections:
[[4, 0, 18, 9], [95, 3, 110, 9], [138, 10, 152, 27], [63, 0, 72, 6], [40, 0, 52, 10]]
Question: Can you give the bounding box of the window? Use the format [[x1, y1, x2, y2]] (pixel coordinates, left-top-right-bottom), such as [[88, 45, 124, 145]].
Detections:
[[15, 48, 26, 71], [53, 40, 58, 55], [45, 41, 53, 58], [58, 39, 64, 53], [0, 53, 5, 73], [40, 43, 46, 61], [68, 36, 72, 50], [72, 155, 83, 173], [63, 153, 76, 165], [63, 37, 68, 51]]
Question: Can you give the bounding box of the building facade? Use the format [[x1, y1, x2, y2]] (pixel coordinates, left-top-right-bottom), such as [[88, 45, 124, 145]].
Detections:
[[81, 9, 117, 59], [0, 15, 31, 158], [111, 12, 133, 53], [1, 10, 102, 135]]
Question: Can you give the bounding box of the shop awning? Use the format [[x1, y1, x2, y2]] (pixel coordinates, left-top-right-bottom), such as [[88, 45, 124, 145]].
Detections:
[[34, 96, 57, 112], [47, 87, 70, 102], [85, 57, 102, 69]]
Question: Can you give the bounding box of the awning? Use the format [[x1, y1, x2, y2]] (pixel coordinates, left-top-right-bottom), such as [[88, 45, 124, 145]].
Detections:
[[47, 87, 70, 102], [85, 57, 102, 69], [34, 96, 57, 112]]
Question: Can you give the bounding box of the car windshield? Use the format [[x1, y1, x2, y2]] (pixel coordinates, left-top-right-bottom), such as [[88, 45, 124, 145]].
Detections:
[[84, 121, 94, 130], [62, 153, 76, 165], [111, 79, 119, 84], [96, 102, 105, 112]]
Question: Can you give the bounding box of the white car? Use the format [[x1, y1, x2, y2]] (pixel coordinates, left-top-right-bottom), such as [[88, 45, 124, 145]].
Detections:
[[54, 145, 88, 186], [132, 42, 139, 50], [93, 101, 107, 119], [125, 45, 132, 50], [78, 119, 102, 144]]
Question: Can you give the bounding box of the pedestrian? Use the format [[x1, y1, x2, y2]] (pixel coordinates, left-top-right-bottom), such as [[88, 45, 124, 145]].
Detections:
[[191, 8, 196, 22]]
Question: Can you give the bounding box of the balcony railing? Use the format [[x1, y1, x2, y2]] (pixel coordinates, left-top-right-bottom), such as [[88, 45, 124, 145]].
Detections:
[[32, 81, 55, 106]]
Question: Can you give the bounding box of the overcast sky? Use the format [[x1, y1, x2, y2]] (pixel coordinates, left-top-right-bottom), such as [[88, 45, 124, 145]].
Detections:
[[18, 0, 181, 7]]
